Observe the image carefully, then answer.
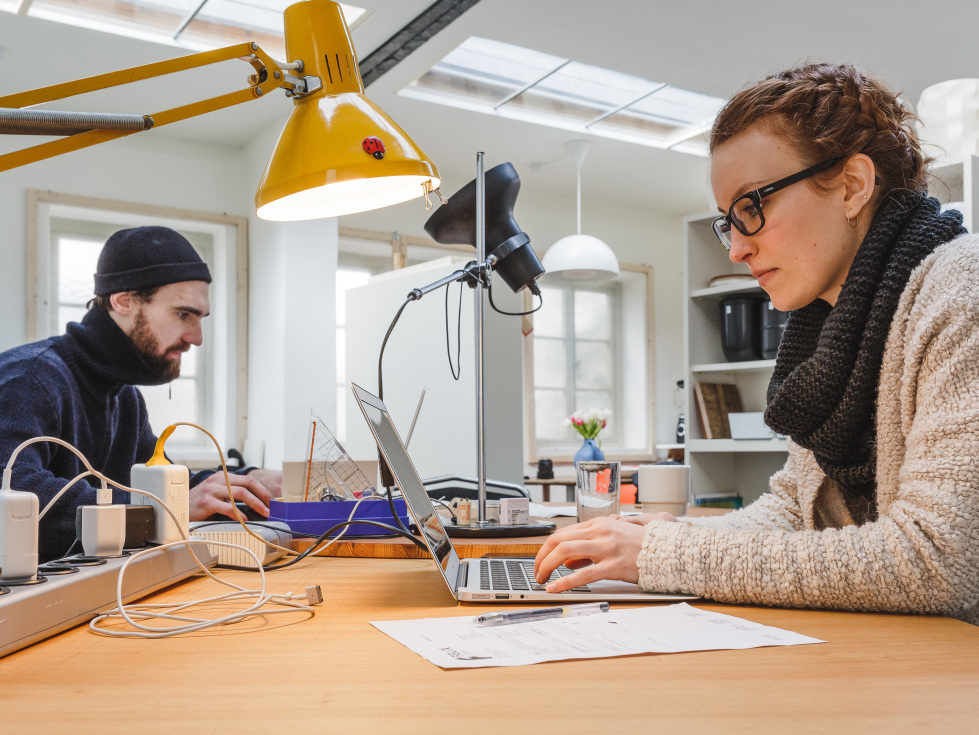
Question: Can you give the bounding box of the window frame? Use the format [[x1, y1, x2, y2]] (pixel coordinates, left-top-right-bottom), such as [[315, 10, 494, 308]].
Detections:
[[26, 189, 248, 463], [524, 263, 656, 463]]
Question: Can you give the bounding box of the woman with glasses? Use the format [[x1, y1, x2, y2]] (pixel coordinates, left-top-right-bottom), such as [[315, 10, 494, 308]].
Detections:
[[535, 62, 979, 623]]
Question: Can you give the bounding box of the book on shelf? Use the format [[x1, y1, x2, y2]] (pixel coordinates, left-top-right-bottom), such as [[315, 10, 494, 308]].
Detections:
[[692, 382, 744, 439]]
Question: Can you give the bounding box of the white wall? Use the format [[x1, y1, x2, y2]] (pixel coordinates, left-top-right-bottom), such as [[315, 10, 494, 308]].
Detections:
[[242, 126, 339, 469], [0, 135, 249, 350], [344, 258, 525, 486], [340, 182, 686, 452]]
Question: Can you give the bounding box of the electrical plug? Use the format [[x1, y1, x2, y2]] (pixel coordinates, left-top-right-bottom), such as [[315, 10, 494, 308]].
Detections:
[[306, 585, 324, 605], [0, 468, 39, 582]]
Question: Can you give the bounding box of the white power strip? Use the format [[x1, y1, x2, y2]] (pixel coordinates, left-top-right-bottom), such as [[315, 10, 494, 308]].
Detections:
[[0, 542, 215, 658], [189, 522, 292, 568]]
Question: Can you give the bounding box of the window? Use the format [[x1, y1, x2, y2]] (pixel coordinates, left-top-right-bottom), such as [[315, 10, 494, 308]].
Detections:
[[28, 190, 247, 462], [4, 1, 366, 56], [527, 265, 654, 459], [400, 36, 725, 155], [533, 282, 620, 445]]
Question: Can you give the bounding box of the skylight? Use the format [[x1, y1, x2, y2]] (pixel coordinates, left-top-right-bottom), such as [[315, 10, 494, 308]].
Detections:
[[401, 36, 724, 156], [4, 1, 367, 60]]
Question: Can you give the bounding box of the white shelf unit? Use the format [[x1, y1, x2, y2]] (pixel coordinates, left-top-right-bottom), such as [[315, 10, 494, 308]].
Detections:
[[928, 155, 978, 232], [682, 212, 788, 505]]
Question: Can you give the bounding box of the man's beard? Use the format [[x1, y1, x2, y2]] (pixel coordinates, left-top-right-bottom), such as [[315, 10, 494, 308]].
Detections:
[[129, 310, 184, 382]]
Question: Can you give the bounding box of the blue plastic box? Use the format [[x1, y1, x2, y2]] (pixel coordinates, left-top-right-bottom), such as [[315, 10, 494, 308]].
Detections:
[[268, 498, 411, 537]]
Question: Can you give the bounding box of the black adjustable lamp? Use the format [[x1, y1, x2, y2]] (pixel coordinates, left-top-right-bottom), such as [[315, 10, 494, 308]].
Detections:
[[375, 154, 555, 538], [424, 161, 544, 295]]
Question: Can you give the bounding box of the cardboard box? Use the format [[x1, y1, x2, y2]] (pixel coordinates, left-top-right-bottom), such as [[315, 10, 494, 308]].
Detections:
[[727, 412, 782, 440]]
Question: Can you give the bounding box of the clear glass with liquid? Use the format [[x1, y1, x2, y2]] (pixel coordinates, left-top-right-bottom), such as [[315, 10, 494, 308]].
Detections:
[[576, 461, 621, 523]]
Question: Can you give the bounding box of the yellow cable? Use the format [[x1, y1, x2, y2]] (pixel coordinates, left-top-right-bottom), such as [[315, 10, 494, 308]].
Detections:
[[154, 422, 299, 556], [145, 425, 175, 466]]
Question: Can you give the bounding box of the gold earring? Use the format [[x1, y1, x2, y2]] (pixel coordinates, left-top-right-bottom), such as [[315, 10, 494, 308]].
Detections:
[[847, 214, 858, 229]]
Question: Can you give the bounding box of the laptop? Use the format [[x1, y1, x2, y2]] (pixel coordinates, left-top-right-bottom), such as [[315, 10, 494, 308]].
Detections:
[[351, 381, 696, 603]]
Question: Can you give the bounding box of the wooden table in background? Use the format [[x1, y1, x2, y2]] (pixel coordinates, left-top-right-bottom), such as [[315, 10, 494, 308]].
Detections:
[[293, 506, 744, 559], [523, 476, 577, 501], [1, 555, 977, 734]]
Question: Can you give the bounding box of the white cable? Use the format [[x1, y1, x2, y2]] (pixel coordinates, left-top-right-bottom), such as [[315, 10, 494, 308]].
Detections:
[[5, 436, 109, 503], [6, 435, 320, 638], [6, 433, 393, 639], [38, 470, 94, 520], [298, 492, 371, 558], [89, 538, 316, 638]]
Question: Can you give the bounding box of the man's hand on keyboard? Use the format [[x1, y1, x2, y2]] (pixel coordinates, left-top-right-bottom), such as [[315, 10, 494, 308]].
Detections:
[[533, 517, 647, 593]]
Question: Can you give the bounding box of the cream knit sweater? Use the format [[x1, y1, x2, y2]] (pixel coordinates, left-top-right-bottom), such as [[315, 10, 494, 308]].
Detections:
[[639, 234, 979, 624]]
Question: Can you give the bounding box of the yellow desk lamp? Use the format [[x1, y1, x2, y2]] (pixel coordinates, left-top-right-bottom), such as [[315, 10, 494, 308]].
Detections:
[[0, 0, 440, 220]]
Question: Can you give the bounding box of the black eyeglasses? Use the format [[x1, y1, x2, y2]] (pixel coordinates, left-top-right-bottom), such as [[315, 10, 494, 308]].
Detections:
[[712, 158, 841, 250]]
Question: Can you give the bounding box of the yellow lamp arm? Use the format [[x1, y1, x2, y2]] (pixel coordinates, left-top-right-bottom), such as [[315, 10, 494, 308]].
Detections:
[[0, 41, 292, 172]]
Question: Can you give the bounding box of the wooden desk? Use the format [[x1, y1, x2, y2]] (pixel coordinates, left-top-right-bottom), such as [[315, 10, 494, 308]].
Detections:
[[2, 555, 978, 733], [294, 506, 731, 559]]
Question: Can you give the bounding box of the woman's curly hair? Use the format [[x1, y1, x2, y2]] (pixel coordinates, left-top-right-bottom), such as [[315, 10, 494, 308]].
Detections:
[[710, 63, 929, 203]]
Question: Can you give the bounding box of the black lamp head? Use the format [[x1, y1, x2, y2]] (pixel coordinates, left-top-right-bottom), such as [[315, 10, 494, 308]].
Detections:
[[424, 162, 544, 294]]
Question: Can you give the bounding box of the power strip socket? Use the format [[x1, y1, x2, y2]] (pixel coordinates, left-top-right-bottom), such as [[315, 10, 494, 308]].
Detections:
[[189, 521, 292, 568]]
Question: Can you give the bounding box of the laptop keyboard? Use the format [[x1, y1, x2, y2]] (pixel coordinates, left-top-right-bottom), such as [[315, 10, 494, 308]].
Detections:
[[478, 559, 591, 593]]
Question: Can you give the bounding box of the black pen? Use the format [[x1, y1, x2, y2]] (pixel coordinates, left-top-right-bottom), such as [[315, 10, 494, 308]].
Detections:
[[473, 602, 610, 627]]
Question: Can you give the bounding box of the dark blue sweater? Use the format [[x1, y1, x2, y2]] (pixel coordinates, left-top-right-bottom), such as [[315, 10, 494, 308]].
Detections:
[[0, 307, 218, 561]]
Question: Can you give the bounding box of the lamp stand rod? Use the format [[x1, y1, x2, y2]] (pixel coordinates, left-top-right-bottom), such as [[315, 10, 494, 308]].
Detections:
[[474, 151, 488, 525]]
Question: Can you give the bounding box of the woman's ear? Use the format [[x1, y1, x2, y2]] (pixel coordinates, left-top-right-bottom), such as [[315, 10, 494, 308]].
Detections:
[[842, 153, 877, 220]]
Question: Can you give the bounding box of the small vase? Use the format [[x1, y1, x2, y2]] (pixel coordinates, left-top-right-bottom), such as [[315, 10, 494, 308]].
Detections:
[[574, 438, 605, 464]]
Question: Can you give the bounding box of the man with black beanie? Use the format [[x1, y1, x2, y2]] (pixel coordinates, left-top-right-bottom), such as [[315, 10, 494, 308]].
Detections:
[[0, 226, 280, 561]]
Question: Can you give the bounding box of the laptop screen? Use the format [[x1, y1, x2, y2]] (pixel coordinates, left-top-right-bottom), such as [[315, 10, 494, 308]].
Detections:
[[350, 382, 461, 596]]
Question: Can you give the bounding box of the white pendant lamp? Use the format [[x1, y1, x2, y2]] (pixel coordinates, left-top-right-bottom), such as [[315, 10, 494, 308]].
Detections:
[[542, 140, 620, 282]]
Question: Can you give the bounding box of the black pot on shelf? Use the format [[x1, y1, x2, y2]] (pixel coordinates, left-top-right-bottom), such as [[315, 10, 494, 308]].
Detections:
[[719, 296, 763, 362], [760, 299, 791, 360]]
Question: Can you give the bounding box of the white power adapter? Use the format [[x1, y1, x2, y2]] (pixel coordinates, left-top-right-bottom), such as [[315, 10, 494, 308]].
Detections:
[[79, 504, 126, 557], [130, 463, 189, 544], [0, 470, 39, 582]]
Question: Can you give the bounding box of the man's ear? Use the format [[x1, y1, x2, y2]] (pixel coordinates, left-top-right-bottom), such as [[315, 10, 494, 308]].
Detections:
[[109, 291, 135, 316]]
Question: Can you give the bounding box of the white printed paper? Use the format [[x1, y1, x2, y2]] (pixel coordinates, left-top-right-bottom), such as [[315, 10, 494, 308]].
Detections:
[[370, 603, 824, 669]]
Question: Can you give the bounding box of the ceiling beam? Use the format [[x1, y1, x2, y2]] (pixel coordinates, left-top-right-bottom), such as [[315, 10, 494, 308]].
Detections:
[[359, 0, 482, 88]]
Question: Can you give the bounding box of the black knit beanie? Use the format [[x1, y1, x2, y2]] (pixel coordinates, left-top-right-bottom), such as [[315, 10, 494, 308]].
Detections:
[[93, 226, 212, 296]]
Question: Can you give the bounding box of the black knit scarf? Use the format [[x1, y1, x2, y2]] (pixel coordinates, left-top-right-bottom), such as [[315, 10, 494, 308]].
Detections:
[[764, 192, 966, 505], [53, 306, 176, 391]]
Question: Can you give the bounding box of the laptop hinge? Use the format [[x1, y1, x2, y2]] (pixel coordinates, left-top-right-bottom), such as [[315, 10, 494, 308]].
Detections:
[[456, 560, 469, 589]]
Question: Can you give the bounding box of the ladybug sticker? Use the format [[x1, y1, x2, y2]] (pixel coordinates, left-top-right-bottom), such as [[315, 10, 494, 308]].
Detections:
[[362, 136, 385, 159]]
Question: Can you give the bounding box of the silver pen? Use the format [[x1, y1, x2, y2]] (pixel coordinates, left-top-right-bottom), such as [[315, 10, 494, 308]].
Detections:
[[473, 601, 610, 627]]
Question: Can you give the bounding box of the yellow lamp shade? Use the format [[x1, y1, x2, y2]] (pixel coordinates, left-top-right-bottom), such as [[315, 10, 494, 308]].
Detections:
[[256, 92, 440, 220], [255, 0, 439, 221]]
